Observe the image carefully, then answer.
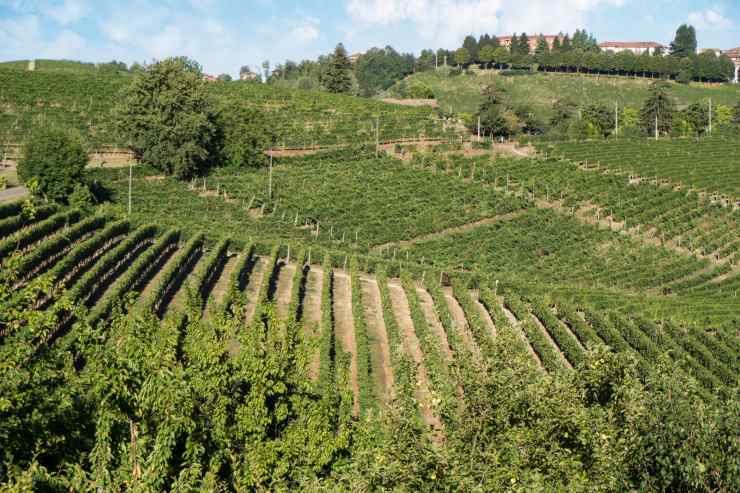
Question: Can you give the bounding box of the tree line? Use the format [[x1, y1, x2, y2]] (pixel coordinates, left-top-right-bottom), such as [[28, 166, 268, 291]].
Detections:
[[473, 80, 740, 140]]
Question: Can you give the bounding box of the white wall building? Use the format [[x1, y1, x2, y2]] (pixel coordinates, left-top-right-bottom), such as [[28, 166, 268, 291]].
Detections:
[[598, 41, 665, 55]]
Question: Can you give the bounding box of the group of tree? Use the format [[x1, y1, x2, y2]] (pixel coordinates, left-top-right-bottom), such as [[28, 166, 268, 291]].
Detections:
[[472, 84, 544, 137], [17, 57, 274, 203], [546, 81, 740, 140]]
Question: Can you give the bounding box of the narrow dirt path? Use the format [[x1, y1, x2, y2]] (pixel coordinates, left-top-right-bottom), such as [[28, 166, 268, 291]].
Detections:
[[204, 254, 238, 319], [442, 287, 480, 358], [332, 271, 360, 417], [500, 302, 543, 368], [531, 314, 573, 370], [274, 262, 297, 320], [360, 276, 395, 403], [415, 286, 454, 361], [132, 247, 179, 312], [243, 257, 267, 326], [303, 266, 323, 382], [470, 290, 497, 338], [372, 210, 526, 252], [387, 281, 443, 433]]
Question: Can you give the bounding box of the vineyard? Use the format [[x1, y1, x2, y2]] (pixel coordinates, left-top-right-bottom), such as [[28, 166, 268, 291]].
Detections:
[[0, 67, 460, 150], [1, 62, 740, 489], [542, 136, 740, 198]]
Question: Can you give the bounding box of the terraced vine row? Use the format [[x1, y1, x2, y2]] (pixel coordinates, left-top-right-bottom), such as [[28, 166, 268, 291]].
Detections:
[[2, 206, 737, 420]]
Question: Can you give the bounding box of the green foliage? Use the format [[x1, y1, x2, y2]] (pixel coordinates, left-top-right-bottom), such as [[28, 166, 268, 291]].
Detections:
[[68, 183, 96, 212], [670, 24, 698, 58], [17, 127, 88, 203], [355, 46, 414, 96], [454, 47, 470, 67], [113, 57, 218, 179], [215, 101, 272, 168], [733, 102, 740, 125], [582, 103, 614, 137], [321, 43, 353, 94], [640, 81, 676, 136]]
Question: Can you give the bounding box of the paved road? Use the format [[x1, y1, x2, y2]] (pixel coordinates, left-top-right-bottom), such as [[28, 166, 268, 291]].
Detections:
[[0, 186, 29, 203]]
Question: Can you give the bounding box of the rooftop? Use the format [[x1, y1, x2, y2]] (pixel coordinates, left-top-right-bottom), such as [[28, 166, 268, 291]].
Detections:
[[599, 41, 665, 49]]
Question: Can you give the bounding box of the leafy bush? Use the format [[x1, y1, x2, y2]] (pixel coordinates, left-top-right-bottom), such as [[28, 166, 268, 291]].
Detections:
[[17, 127, 87, 203], [113, 57, 218, 179], [215, 102, 273, 168]]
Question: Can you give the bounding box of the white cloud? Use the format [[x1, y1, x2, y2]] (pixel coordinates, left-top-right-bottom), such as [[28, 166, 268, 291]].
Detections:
[[688, 7, 733, 31], [44, 0, 89, 25], [289, 17, 320, 43], [43, 29, 85, 57], [346, 0, 625, 47]]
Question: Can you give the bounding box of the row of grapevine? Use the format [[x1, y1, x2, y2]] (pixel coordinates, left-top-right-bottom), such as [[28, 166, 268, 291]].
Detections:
[[218, 243, 255, 317], [503, 292, 566, 372], [349, 257, 375, 415], [529, 299, 586, 368], [317, 254, 336, 393], [185, 238, 230, 315], [0, 210, 81, 260], [69, 224, 158, 307], [286, 249, 307, 325], [88, 229, 180, 323], [449, 281, 496, 356], [400, 273, 455, 407], [11, 215, 108, 283], [478, 287, 540, 365], [0, 204, 56, 238], [139, 233, 204, 318]]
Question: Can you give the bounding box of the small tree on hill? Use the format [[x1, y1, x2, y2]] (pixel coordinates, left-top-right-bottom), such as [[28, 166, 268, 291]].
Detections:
[[582, 103, 613, 137], [682, 103, 709, 136], [18, 127, 88, 203], [732, 102, 740, 126], [535, 35, 550, 56], [479, 45, 496, 69], [670, 24, 697, 58], [216, 102, 273, 168], [217, 73, 232, 82], [640, 82, 675, 136], [322, 43, 353, 94], [454, 47, 471, 68], [113, 57, 218, 179], [462, 35, 479, 64]]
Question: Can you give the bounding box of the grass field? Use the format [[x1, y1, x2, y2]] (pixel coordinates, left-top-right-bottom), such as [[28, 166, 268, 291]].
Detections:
[[390, 70, 740, 120]]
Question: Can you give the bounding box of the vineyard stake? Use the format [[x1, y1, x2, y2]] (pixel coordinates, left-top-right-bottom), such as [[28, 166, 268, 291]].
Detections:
[[268, 147, 273, 200], [127, 159, 133, 216]]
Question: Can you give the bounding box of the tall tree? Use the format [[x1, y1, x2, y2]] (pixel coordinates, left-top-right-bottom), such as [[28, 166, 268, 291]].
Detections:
[[479, 45, 496, 69], [462, 35, 479, 63], [552, 35, 562, 53], [18, 127, 88, 203], [670, 24, 697, 58], [454, 47, 471, 67], [682, 102, 709, 135], [355, 46, 414, 96], [639, 81, 676, 136], [561, 34, 573, 52], [113, 57, 217, 179], [322, 43, 353, 93], [535, 35, 550, 56], [518, 33, 531, 56]]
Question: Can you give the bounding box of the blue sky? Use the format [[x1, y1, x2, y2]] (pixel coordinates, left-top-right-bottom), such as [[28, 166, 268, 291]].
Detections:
[[0, 0, 738, 76]]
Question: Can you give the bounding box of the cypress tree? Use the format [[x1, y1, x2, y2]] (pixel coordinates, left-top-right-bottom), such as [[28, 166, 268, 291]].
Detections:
[[670, 24, 697, 58], [323, 43, 353, 94], [639, 81, 676, 136]]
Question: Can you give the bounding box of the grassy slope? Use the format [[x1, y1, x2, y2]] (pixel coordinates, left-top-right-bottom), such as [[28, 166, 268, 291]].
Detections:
[[392, 70, 740, 119]]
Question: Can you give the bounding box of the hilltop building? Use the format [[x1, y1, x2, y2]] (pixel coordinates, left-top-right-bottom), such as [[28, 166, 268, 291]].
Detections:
[[498, 35, 563, 54], [349, 53, 362, 64], [598, 41, 665, 55], [723, 47, 740, 83]]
